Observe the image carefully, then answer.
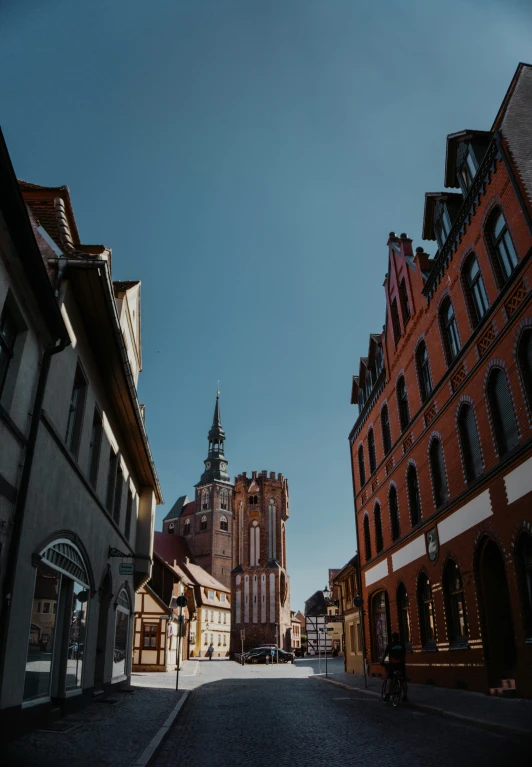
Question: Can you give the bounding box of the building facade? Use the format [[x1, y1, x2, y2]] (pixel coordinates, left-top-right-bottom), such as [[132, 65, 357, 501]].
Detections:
[[335, 556, 364, 675], [0, 144, 162, 736], [349, 63, 532, 696], [231, 471, 291, 652], [290, 611, 302, 653], [162, 394, 234, 588]]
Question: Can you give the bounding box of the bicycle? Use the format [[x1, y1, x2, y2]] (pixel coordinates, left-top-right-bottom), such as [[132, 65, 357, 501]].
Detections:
[[382, 669, 403, 707]]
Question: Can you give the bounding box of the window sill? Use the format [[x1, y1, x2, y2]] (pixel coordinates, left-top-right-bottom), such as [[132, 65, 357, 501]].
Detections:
[[22, 696, 51, 709], [449, 638, 470, 650], [421, 642, 438, 652], [64, 688, 83, 698], [111, 674, 128, 684]]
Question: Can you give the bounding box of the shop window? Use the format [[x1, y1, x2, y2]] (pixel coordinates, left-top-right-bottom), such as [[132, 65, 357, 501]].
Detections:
[[371, 591, 390, 662], [407, 464, 421, 526], [429, 438, 448, 508], [417, 573, 436, 647], [458, 404, 482, 482], [113, 589, 131, 678], [416, 341, 432, 403], [443, 560, 468, 643], [389, 485, 400, 541], [515, 531, 532, 638], [462, 253, 488, 327], [358, 444, 366, 487], [396, 376, 410, 432], [487, 368, 519, 457], [368, 429, 377, 474], [380, 405, 392, 455]]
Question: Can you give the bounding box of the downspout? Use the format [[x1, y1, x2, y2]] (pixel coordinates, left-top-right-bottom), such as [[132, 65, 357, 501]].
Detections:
[[0, 333, 69, 683]]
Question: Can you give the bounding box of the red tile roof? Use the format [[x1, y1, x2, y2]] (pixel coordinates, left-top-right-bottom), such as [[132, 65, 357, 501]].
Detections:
[[153, 532, 192, 566], [180, 501, 195, 517]]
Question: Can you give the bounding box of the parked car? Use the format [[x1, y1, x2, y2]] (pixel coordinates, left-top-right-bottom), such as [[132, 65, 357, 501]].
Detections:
[[244, 647, 294, 664]]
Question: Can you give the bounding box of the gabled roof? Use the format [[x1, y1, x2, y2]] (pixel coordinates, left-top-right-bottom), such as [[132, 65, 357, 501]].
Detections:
[[180, 560, 230, 594], [114, 280, 140, 293], [153, 531, 192, 563], [163, 495, 190, 522]]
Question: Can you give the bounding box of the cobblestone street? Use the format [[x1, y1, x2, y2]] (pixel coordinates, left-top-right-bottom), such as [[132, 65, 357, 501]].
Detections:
[[152, 659, 531, 767]]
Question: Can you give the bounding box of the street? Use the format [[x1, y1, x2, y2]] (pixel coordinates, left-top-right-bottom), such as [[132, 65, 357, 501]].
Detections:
[[148, 658, 530, 767]]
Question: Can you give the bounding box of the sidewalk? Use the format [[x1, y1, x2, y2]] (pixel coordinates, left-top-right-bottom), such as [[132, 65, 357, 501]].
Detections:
[[310, 670, 532, 738]]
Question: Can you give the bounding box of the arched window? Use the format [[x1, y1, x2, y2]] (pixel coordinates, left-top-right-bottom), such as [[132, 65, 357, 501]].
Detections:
[[487, 368, 519, 457], [390, 297, 401, 344], [440, 297, 460, 363], [268, 499, 277, 561], [443, 560, 468, 642], [168, 522, 175, 533], [368, 429, 377, 474], [399, 279, 410, 325], [380, 405, 392, 455], [429, 438, 448, 508], [488, 209, 518, 285], [417, 573, 436, 646], [183, 519, 191, 535], [389, 485, 400, 541], [220, 490, 228, 510], [396, 376, 410, 432], [249, 521, 260, 566], [518, 329, 532, 409], [363, 515, 372, 561], [220, 515, 228, 532], [201, 489, 209, 510], [416, 341, 432, 403], [200, 515, 207, 531], [396, 583, 411, 645], [407, 464, 421, 526], [371, 591, 390, 662], [358, 445, 366, 487], [458, 404, 482, 482], [114, 588, 131, 678], [374, 503, 383, 553], [463, 253, 488, 327], [515, 532, 532, 637]]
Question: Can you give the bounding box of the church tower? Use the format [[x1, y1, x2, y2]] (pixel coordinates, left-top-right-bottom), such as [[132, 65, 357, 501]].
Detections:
[[230, 471, 291, 652], [189, 392, 234, 587]]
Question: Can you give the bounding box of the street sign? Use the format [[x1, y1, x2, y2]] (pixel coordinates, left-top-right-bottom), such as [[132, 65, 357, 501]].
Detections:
[[160, 615, 172, 620], [327, 627, 334, 632], [119, 563, 134, 575], [326, 615, 345, 622], [271, 647, 275, 656], [353, 595, 364, 608]]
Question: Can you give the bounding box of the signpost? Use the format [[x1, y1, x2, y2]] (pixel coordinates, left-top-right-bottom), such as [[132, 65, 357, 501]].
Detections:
[[240, 629, 245, 665], [173, 594, 188, 692]]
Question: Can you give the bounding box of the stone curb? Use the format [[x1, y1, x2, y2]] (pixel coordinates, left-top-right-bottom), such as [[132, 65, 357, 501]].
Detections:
[[130, 691, 190, 767], [310, 676, 532, 741]]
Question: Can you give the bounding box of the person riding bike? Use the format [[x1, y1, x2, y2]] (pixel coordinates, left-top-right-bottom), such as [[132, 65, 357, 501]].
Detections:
[[381, 632, 408, 702]]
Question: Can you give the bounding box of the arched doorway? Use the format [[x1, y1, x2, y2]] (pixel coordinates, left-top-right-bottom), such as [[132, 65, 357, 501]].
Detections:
[[477, 538, 516, 686], [94, 569, 112, 690]]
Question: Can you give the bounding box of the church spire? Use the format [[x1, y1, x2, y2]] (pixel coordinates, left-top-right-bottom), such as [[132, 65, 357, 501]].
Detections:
[[198, 389, 230, 485]]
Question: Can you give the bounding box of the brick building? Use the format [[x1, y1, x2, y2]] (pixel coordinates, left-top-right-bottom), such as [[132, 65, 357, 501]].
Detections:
[[162, 393, 234, 588], [349, 63, 532, 696], [230, 471, 291, 652]]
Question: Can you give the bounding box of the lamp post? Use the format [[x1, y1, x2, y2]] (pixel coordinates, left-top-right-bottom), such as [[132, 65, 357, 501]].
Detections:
[[323, 584, 331, 678], [173, 594, 188, 692]]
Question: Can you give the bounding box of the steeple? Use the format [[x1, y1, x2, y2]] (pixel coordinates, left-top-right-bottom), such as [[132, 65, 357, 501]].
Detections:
[[197, 389, 230, 485]]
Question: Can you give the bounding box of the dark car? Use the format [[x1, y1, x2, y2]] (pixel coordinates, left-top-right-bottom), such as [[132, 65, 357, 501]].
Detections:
[[244, 647, 294, 664]]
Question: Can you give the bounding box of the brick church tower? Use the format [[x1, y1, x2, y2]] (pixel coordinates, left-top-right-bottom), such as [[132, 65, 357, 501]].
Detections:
[[162, 393, 234, 587], [230, 471, 291, 652]]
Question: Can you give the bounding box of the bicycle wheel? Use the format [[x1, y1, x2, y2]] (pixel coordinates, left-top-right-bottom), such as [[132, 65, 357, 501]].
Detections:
[[391, 674, 401, 707], [381, 678, 388, 701]]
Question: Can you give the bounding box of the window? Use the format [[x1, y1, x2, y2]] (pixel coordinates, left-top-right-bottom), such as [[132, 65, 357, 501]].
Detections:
[[487, 368, 519, 457], [389, 485, 400, 541], [114, 589, 131, 678], [488, 209, 518, 284], [459, 149, 477, 190], [124, 490, 133, 541], [397, 583, 411, 645], [399, 279, 410, 325], [368, 429, 376, 474], [417, 573, 436, 646], [65, 364, 87, 457], [390, 298, 401, 344], [183, 519, 191, 535], [200, 515, 208, 532], [440, 297, 460, 363], [113, 461, 123, 526], [416, 341, 432, 403], [436, 204, 452, 247], [201, 489, 209, 510], [380, 405, 392, 455], [463, 254, 488, 327], [0, 305, 18, 399], [443, 560, 468, 642], [429, 438, 448, 508], [168, 522, 175, 532], [88, 408, 103, 487], [518, 329, 532, 409], [374, 503, 383, 553], [515, 532, 532, 637], [458, 404, 482, 482], [220, 515, 228, 532], [143, 624, 157, 649], [106, 449, 118, 514], [357, 445, 366, 487], [220, 593, 226, 603], [407, 464, 421, 526], [220, 490, 228, 510], [371, 591, 389, 662], [396, 376, 410, 432], [249, 495, 258, 505], [363, 515, 372, 561]]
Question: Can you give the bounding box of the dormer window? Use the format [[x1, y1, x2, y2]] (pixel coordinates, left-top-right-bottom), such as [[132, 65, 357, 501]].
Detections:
[[459, 149, 478, 191], [436, 203, 452, 248]]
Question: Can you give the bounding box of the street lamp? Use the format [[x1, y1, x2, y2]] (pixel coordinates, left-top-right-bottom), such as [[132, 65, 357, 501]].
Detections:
[[323, 584, 331, 677]]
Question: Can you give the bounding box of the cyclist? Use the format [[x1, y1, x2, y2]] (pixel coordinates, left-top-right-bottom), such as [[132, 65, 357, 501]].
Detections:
[[381, 632, 408, 702]]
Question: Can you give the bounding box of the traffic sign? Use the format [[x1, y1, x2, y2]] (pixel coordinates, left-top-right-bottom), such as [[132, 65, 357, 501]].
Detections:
[[119, 563, 134, 575], [271, 647, 275, 656]]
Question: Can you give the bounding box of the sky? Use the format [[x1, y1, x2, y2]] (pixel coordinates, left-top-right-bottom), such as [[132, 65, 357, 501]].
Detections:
[[1, 0, 531, 611]]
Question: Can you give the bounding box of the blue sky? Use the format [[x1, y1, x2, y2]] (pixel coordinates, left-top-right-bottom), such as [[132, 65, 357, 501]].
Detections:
[[1, 0, 531, 610]]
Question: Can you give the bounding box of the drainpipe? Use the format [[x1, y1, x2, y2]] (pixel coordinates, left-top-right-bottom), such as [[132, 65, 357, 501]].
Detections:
[[0, 333, 69, 685]]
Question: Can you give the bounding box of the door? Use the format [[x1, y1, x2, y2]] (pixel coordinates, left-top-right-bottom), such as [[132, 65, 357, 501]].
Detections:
[[477, 538, 516, 686]]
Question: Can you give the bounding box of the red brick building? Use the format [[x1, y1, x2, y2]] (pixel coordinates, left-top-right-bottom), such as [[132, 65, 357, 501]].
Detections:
[[349, 63, 532, 696], [230, 471, 291, 652]]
